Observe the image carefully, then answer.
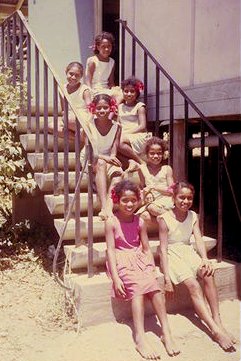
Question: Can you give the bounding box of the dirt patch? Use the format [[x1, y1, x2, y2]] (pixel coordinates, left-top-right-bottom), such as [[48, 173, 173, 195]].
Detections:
[[0, 254, 240, 361]]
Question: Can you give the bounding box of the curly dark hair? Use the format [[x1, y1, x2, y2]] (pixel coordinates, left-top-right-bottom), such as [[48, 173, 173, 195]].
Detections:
[[92, 93, 112, 105], [172, 181, 195, 197], [121, 76, 143, 98], [145, 136, 167, 154], [113, 180, 141, 201], [93, 32, 115, 54]]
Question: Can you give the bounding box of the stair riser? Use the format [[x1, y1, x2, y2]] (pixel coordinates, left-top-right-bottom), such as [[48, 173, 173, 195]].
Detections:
[[28, 153, 77, 171], [44, 194, 100, 215], [20, 134, 76, 152]]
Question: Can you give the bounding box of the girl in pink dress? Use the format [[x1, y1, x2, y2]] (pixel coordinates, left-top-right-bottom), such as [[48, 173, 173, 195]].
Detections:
[[105, 180, 179, 359]]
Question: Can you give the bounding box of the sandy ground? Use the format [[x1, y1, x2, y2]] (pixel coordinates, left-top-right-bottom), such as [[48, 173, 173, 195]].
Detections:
[[0, 257, 240, 361]]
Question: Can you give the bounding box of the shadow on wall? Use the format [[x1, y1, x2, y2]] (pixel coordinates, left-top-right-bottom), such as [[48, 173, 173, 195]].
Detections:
[[74, 0, 95, 68]]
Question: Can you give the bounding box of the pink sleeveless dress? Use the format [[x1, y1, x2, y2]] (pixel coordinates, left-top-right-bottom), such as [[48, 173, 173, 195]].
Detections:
[[107, 214, 161, 300]]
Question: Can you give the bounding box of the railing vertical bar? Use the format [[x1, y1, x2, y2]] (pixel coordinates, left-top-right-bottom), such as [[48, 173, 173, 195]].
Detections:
[[43, 61, 49, 173], [87, 141, 94, 277], [121, 22, 126, 81], [75, 120, 81, 246], [132, 37, 136, 76], [11, 14, 17, 86], [184, 99, 189, 180], [1, 24, 5, 67], [63, 98, 69, 219], [18, 19, 24, 107], [35, 46, 40, 147], [199, 121, 205, 234], [169, 82, 174, 167], [217, 140, 223, 262], [155, 67, 160, 136], [6, 20, 11, 67], [143, 52, 148, 106], [53, 78, 59, 195], [26, 31, 31, 133]]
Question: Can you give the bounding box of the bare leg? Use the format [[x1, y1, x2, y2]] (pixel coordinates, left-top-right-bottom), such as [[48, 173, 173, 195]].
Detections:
[[201, 273, 237, 344], [183, 277, 235, 351], [95, 159, 108, 220], [118, 137, 143, 165], [146, 204, 165, 217], [132, 295, 160, 359], [149, 291, 180, 356]]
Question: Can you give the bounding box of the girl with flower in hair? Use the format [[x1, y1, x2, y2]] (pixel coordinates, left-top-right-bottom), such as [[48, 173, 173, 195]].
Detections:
[[117, 77, 152, 170], [106, 179, 180, 359], [87, 93, 123, 220], [86, 32, 122, 103]]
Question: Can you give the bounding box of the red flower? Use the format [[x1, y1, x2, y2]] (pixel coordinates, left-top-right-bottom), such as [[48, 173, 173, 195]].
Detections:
[[135, 81, 144, 92], [111, 189, 119, 204], [109, 97, 118, 113], [87, 102, 96, 114]]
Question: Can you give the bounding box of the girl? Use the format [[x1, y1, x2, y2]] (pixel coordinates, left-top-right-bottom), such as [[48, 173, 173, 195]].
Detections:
[[106, 180, 180, 359], [136, 137, 174, 223], [118, 77, 152, 169], [158, 181, 236, 352], [88, 93, 123, 220], [86, 32, 122, 102], [49, 62, 91, 139]]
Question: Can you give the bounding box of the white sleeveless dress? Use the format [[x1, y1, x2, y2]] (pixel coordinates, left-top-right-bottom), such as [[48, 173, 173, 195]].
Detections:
[[118, 102, 152, 154], [159, 210, 203, 285]]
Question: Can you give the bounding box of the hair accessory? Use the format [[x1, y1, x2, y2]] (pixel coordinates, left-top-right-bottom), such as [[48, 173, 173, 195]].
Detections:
[[111, 188, 119, 204], [88, 44, 97, 52], [167, 182, 177, 194], [135, 81, 144, 92], [109, 97, 118, 113], [87, 102, 96, 114]]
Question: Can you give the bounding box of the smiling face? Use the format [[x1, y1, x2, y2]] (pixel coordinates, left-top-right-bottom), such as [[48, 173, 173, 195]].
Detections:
[[97, 39, 112, 60], [66, 65, 82, 86], [118, 190, 139, 215], [95, 99, 111, 119], [174, 187, 194, 212], [123, 85, 138, 105], [146, 144, 163, 165]]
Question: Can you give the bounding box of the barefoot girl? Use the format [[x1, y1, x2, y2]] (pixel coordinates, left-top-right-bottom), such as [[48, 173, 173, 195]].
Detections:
[[158, 181, 236, 352], [88, 94, 123, 219], [136, 137, 174, 223], [118, 77, 152, 169], [49, 61, 91, 140], [106, 180, 180, 359], [86, 32, 122, 102]]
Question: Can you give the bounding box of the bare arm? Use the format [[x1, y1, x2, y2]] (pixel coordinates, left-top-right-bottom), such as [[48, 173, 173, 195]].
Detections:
[[85, 59, 95, 88], [83, 88, 92, 106], [139, 219, 155, 262], [105, 218, 126, 297], [158, 216, 174, 292]]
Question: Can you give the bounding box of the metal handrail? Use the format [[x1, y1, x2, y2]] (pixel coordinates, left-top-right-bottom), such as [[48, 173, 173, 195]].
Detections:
[[0, 11, 95, 285]]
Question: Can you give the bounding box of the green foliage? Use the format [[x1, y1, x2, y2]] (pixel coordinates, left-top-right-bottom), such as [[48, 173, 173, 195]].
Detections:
[[0, 67, 36, 221]]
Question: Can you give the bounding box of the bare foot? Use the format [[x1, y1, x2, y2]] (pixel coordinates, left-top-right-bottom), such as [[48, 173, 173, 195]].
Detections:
[[135, 336, 161, 359], [213, 329, 236, 352], [214, 319, 237, 344], [161, 334, 180, 356]]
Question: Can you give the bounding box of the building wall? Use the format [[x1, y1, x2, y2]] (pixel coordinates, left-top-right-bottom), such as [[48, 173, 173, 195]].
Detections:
[[120, 0, 240, 87], [28, 0, 95, 83]]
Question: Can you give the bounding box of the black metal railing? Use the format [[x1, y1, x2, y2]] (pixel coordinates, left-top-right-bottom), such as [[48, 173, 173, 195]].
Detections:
[[118, 19, 240, 261], [0, 11, 95, 285]]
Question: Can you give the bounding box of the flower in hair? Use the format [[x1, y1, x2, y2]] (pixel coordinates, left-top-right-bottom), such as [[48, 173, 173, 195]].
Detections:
[[87, 102, 96, 114], [88, 43, 97, 52], [167, 182, 177, 194], [109, 97, 118, 113], [135, 81, 144, 92], [111, 189, 120, 204]]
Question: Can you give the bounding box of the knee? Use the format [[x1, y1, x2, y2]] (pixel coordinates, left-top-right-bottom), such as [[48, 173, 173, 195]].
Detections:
[[185, 279, 202, 296], [96, 158, 107, 171]]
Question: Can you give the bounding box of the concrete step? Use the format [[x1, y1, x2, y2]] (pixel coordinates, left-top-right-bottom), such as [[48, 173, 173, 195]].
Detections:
[[27, 152, 78, 171], [44, 193, 100, 215], [64, 260, 240, 326], [19, 133, 75, 152], [54, 216, 104, 240], [63, 236, 217, 269], [34, 171, 88, 192], [17, 116, 63, 133]]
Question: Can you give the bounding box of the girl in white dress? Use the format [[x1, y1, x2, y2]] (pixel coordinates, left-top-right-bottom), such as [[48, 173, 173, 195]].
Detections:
[[85, 32, 122, 102], [49, 62, 91, 140], [87, 94, 123, 220], [118, 77, 152, 169], [158, 181, 236, 352], [135, 137, 174, 223]]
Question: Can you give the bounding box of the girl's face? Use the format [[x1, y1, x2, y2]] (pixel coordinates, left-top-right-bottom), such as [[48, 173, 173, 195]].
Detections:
[[118, 190, 139, 215], [66, 65, 82, 86], [95, 99, 111, 119], [123, 85, 138, 105], [97, 39, 112, 59], [174, 187, 194, 212], [146, 144, 163, 165]]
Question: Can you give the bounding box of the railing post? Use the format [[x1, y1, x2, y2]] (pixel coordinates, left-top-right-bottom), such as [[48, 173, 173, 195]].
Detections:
[[155, 66, 160, 136], [12, 14, 17, 86], [74, 119, 81, 246], [35, 46, 40, 147], [143, 52, 148, 106], [199, 121, 205, 234], [53, 78, 59, 195], [132, 37, 136, 76], [87, 141, 94, 278], [43, 60, 49, 172], [26, 31, 31, 133], [120, 21, 126, 81], [63, 97, 69, 219], [217, 140, 223, 262], [1, 24, 5, 67], [184, 99, 189, 180], [169, 82, 174, 167]]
